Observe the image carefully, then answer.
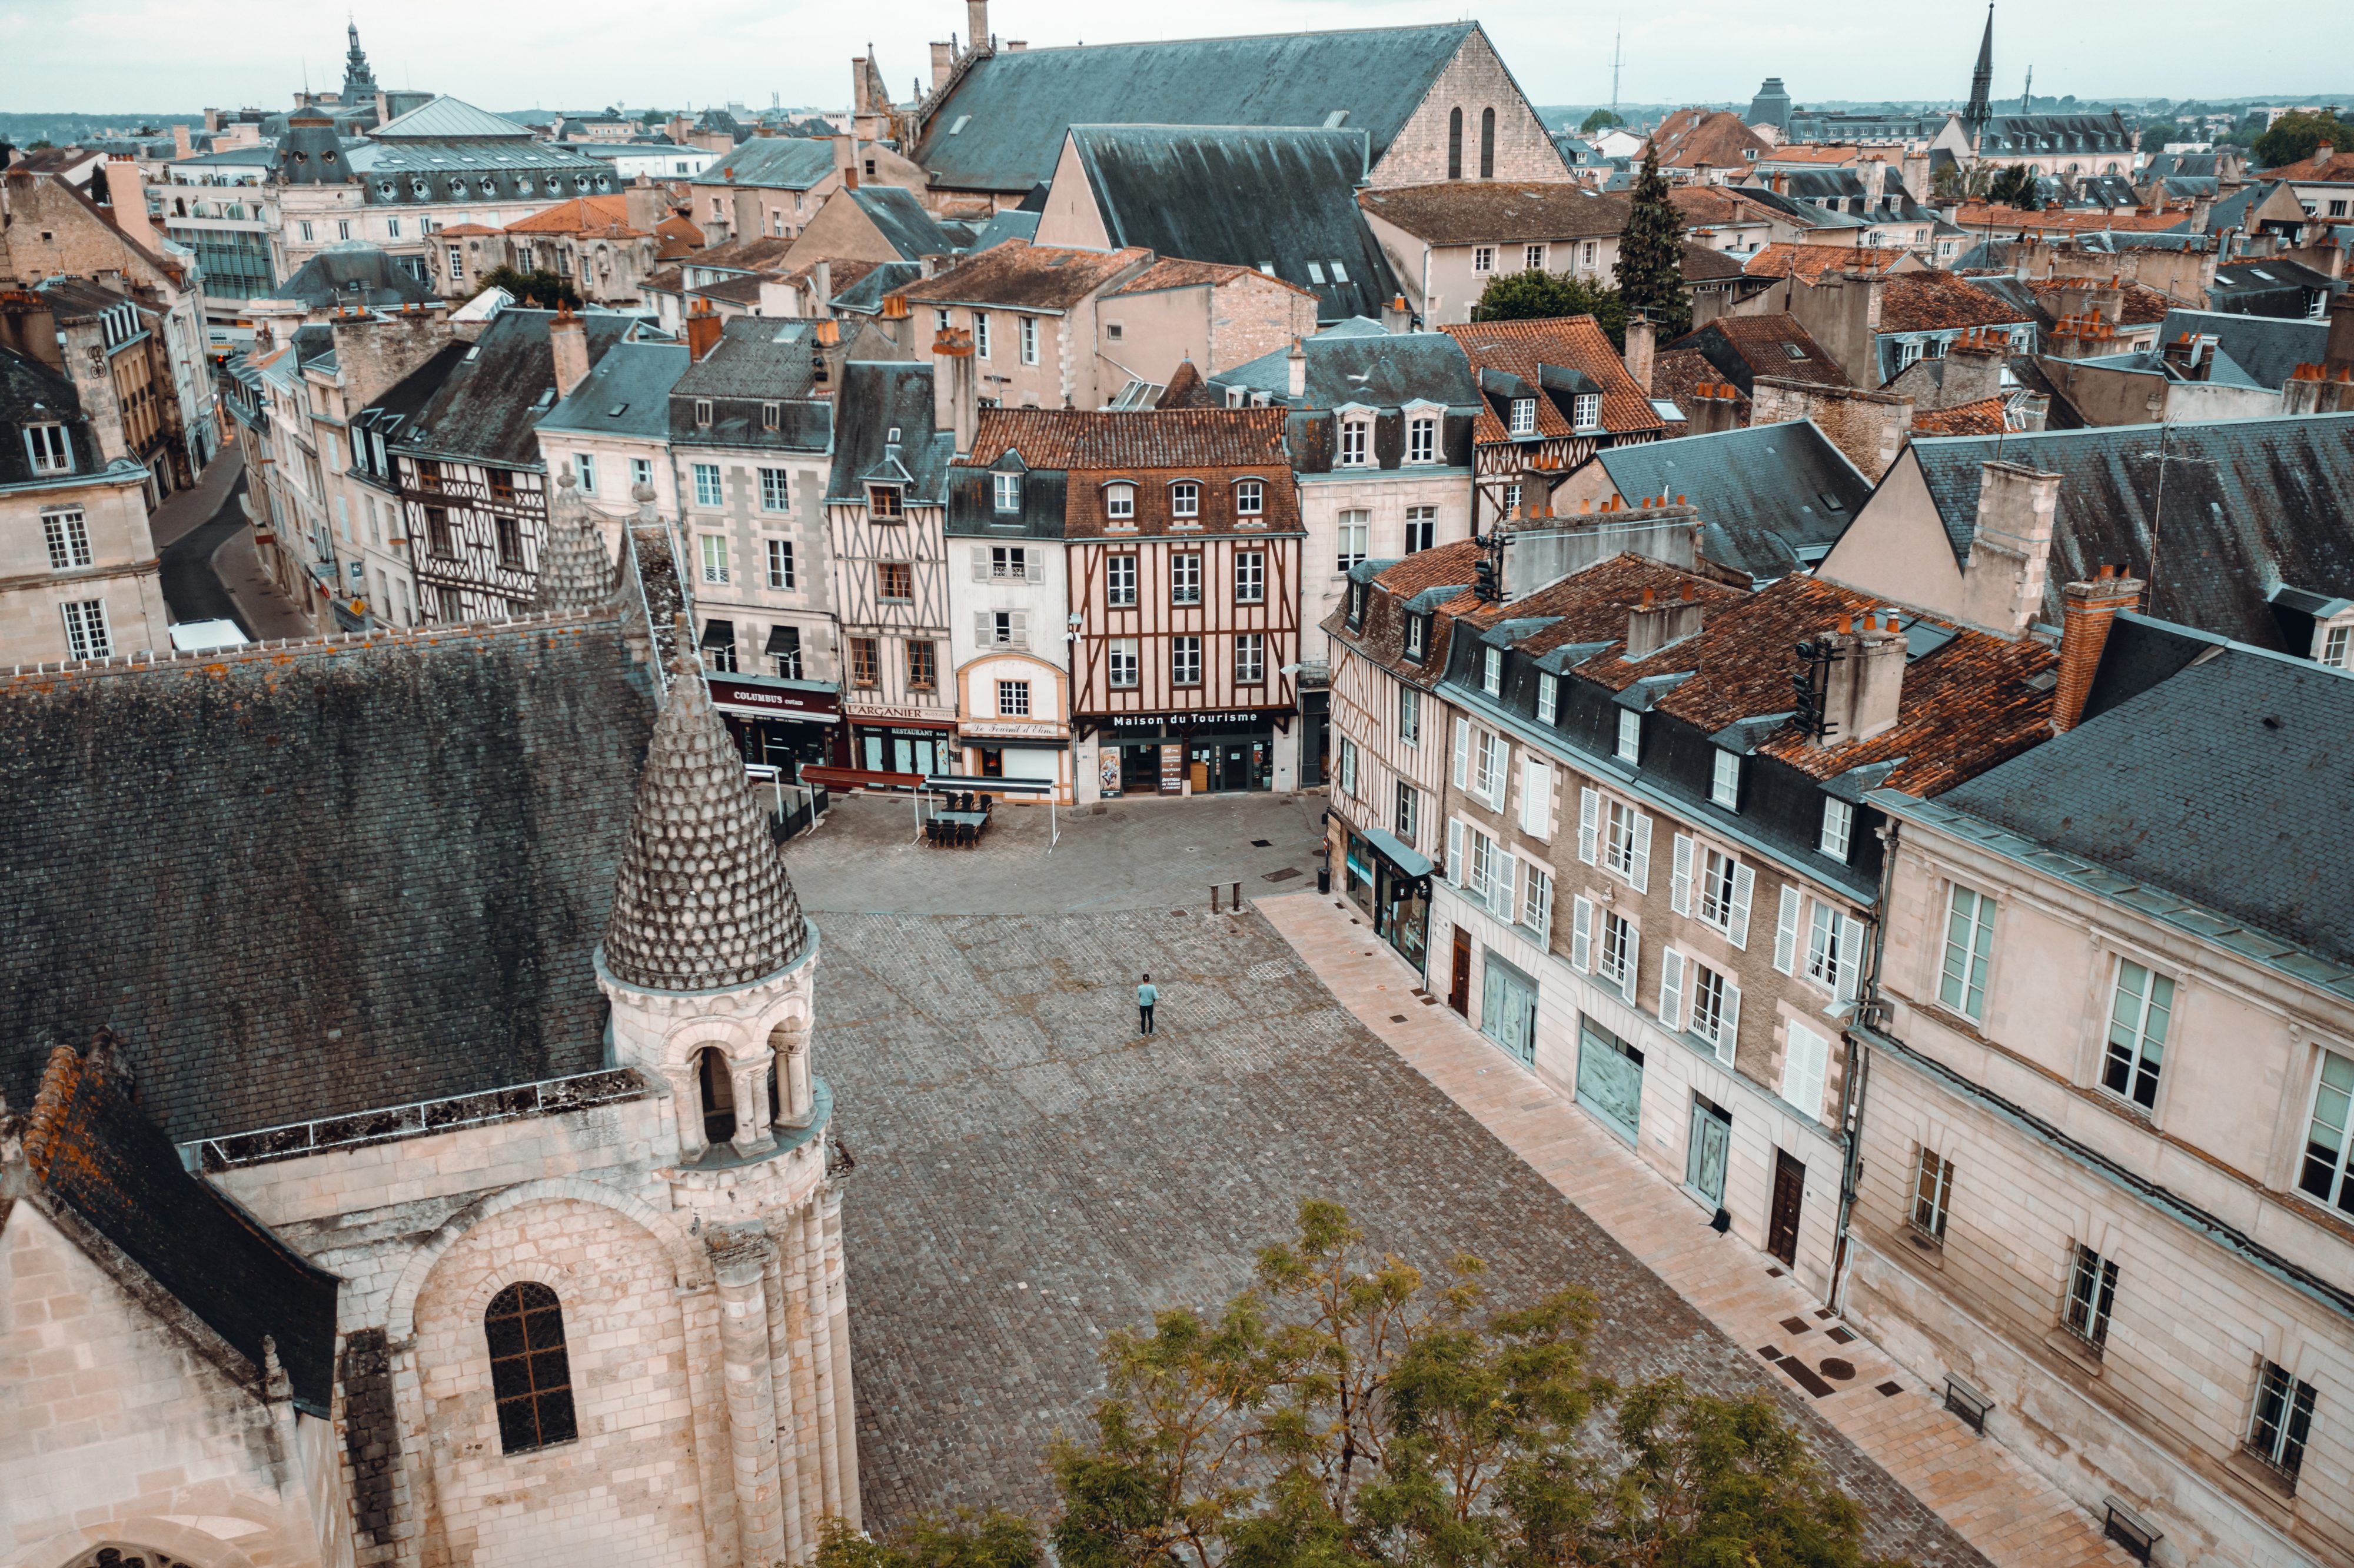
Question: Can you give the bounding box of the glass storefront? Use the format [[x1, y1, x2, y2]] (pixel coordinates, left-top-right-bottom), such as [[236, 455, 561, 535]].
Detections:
[[1574, 1016, 1644, 1144], [1480, 950, 1538, 1068], [1095, 711, 1286, 797], [1342, 827, 1430, 972]]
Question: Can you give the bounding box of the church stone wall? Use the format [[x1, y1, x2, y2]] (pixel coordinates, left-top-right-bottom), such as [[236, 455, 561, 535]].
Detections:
[[1369, 31, 1570, 189], [0, 1204, 320, 1568]]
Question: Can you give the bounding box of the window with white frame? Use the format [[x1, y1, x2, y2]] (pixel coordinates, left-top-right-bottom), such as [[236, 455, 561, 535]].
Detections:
[[1019, 315, 1038, 365], [1472, 729, 1507, 807], [1482, 645, 1502, 695], [1572, 393, 1601, 430], [1465, 825, 1507, 914], [1398, 685, 1421, 746], [1472, 245, 1495, 274], [1604, 799, 1647, 886], [699, 533, 730, 583], [766, 538, 794, 589], [1911, 1145, 1953, 1240], [1109, 637, 1139, 687], [1502, 482, 1521, 515], [1783, 1020, 1828, 1119], [1408, 417, 1436, 464], [575, 454, 597, 494], [1820, 797, 1854, 861], [984, 610, 1020, 645], [1404, 612, 1427, 660], [998, 680, 1031, 717], [1711, 748, 1741, 810], [42, 508, 92, 570], [2247, 1361, 2318, 1479], [2102, 959, 2173, 1110], [693, 463, 722, 506], [1939, 884, 1994, 1019], [1537, 672, 1558, 724], [973, 311, 991, 358], [1509, 398, 1537, 436], [1236, 479, 1264, 515], [1236, 551, 1265, 604], [990, 545, 1029, 579], [993, 472, 1021, 512], [758, 467, 788, 511], [1596, 907, 1635, 990], [25, 424, 72, 474], [1171, 481, 1200, 518], [1339, 737, 1359, 797], [1171, 553, 1202, 605], [1341, 421, 1369, 466], [1518, 755, 1552, 837], [1675, 838, 1752, 943], [1395, 780, 1418, 842], [1106, 554, 1138, 605], [1616, 708, 1641, 762], [2063, 1242, 2118, 1349], [1683, 957, 1738, 1057], [1805, 898, 1855, 997], [1172, 635, 1202, 685], [1521, 860, 1552, 937], [1405, 505, 1437, 552], [1338, 511, 1369, 570], [1524, 243, 1546, 271], [60, 600, 110, 660], [2299, 1048, 2354, 1217], [1235, 632, 1265, 684], [630, 457, 653, 491]]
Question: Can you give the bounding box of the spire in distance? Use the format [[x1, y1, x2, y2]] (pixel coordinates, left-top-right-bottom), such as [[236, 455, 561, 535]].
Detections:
[[1965, 5, 1994, 132]]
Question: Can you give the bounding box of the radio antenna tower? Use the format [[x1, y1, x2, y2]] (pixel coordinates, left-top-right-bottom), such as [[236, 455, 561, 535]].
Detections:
[[1611, 25, 1623, 111]]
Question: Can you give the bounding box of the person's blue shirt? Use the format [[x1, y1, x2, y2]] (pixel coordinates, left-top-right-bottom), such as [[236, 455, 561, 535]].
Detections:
[[1138, 982, 1158, 1007]]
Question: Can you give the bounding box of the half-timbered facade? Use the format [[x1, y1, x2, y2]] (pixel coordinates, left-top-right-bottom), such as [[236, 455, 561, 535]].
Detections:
[[824, 357, 957, 777], [365, 307, 636, 622], [1016, 408, 1305, 802], [1445, 317, 1667, 531]]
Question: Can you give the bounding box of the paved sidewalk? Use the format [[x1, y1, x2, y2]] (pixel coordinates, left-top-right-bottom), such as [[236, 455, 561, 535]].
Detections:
[[1257, 891, 2129, 1568]]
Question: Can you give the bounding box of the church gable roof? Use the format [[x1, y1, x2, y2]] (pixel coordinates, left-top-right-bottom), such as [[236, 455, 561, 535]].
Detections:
[[0, 618, 659, 1144], [910, 22, 1479, 195]]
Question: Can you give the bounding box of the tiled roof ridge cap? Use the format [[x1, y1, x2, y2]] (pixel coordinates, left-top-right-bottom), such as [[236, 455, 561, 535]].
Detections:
[[1, 608, 621, 688]]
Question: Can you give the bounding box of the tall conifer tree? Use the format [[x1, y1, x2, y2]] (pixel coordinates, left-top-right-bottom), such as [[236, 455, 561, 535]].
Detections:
[[1614, 142, 1691, 339]]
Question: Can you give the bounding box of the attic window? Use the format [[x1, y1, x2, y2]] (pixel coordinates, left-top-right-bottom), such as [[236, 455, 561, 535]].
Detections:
[[763, 401, 780, 431], [1509, 397, 1537, 436], [950, 115, 971, 135], [695, 398, 714, 428], [868, 483, 905, 519], [1330, 261, 1349, 282], [1323, 109, 1351, 129], [1818, 491, 1846, 512], [1308, 262, 1327, 284], [1258, 262, 1275, 276], [1783, 342, 1807, 359], [1571, 393, 1601, 431], [607, 402, 628, 417]]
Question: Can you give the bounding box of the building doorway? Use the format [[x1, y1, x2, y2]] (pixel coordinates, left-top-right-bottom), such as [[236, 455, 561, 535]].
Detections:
[[1767, 1148, 1806, 1266], [1574, 1016, 1643, 1144], [1685, 1094, 1731, 1210], [1479, 951, 1537, 1068], [1447, 927, 1471, 1014]]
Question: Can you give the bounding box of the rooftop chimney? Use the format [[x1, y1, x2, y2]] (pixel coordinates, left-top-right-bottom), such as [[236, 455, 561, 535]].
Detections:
[[1959, 460, 2063, 638], [548, 304, 590, 398], [102, 157, 157, 255], [1623, 582, 1708, 658], [1286, 337, 1307, 399], [1624, 312, 1657, 395], [813, 258, 833, 317], [1381, 294, 1414, 334], [932, 324, 978, 455], [968, 0, 990, 54], [1687, 379, 1741, 436], [684, 298, 724, 362], [930, 40, 956, 89], [811, 317, 845, 392], [1816, 611, 1907, 744], [2052, 564, 2144, 732]]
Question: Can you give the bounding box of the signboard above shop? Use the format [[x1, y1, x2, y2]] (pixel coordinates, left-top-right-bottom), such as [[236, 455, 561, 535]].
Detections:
[[707, 677, 841, 721]]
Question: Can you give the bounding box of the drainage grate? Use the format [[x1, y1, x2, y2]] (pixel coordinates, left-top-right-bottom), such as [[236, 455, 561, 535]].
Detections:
[[1419, 996, 1438, 1006], [1251, 839, 1272, 847], [1827, 1326, 1856, 1344], [1765, 1266, 1785, 1277], [1389, 1014, 1408, 1023], [1819, 1357, 1856, 1380], [1263, 867, 1302, 882], [1875, 1380, 1903, 1397], [1778, 1316, 1811, 1335], [1813, 1307, 1836, 1319]]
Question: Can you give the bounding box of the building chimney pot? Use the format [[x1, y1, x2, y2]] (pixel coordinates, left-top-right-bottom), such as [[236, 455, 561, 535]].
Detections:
[[1286, 337, 1307, 398], [2053, 568, 2145, 731]]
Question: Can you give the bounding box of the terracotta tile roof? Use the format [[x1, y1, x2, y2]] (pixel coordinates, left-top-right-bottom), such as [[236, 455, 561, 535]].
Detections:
[[2277, 151, 2354, 182], [1911, 397, 2007, 436], [2024, 275, 2175, 327], [902, 241, 1153, 314], [654, 214, 703, 261], [1688, 312, 1850, 388], [694, 234, 799, 272], [1743, 242, 1910, 282], [1356, 182, 1630, 245], [641, 265, 687, 294], [1680, 245, 1749, 282], [1472, 553, 1746, 654], [1755, 144, 1870, 166], [1325, 538, 1490, 690], [1444, 317, 1667, 442], [1951, 202, 2192, 234], [1878, 269, 2036, 334], [505, 195, 638, 235], [969, 407, 1290, 470], [779, 255, 883, 294], [1108, 257, 1318, 300], [436, 222, 503, 237], [1649, 348, 1749, 422], [1644, 108, 1773, 171]]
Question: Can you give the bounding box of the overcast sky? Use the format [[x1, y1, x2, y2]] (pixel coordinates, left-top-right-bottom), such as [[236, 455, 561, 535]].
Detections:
[[5, 0, 2346, 116]]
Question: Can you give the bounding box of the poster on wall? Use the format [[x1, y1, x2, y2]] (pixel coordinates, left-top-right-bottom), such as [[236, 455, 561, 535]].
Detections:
[[1099, 751, 1121, 798], [1159, 743, 1184, 794]]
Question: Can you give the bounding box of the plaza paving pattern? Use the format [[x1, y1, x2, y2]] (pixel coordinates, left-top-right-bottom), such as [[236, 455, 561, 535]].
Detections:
[[796, 798, 1996, 1562]]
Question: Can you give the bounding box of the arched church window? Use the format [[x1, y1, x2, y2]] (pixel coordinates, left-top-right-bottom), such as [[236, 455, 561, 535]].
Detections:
[[66, 1548, 192, 1568], [1480, 108, 1496, 179], [484, 1281, 577, 1453], [696, 1047, 737, 1144], [1448, 108, 1464, 181]]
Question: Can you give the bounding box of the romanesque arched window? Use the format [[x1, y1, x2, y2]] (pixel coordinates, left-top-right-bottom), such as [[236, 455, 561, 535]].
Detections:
[[1480, 108, 1497, 179], [1448, 108, 1464, 180], [485, 1281, 577, 1453], [696, 1046, 737, 1144]]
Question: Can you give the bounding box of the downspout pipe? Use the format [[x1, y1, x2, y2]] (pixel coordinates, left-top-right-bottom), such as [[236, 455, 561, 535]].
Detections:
[[1830, 815, 1897, 1314]]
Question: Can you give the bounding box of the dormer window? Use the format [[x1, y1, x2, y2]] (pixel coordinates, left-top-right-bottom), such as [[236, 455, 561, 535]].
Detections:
[[1341, 421, 1369, 466], [1408, 415, 1436, 464], [868, 484, 904, 520], [1509, 397, 1537, 436], [24, 424, 72, 475], [993, 472, 1021, 512], [762, 401, 780, 431], [1170, 481, 1199, 518], [1105, 482, 1135, 521], [1347, 582, 1367, 629], [1404, 614, 1427, 661], [694, 398, 713, 428], [1711, 749, 1741, 811], [1616, 709, 1641, 763], [1482, 647, 1502, 695], [1571, 392, 1601, 431], [1235, 479, 1263, 516]]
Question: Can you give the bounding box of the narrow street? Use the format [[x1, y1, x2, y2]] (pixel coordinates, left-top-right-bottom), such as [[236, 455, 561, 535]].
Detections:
[[151, 448, 317, 641]]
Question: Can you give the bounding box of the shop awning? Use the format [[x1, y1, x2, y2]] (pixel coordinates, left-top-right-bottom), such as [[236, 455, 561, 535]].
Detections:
[[1361, 826, 1434, 879], [764, 624, 798, 654], [700, 618, 735, 649]]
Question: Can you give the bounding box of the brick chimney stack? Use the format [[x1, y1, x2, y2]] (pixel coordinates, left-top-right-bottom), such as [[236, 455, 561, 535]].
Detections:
[[548, 303, 590, 398], [2052, 565, 2144, 731], [1286, 337, 1307, 399], [684, 298, 723, 362], [1624, 312, 1657, 395]]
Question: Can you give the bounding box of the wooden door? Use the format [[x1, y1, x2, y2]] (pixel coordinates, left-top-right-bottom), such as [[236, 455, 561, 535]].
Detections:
[[1767, 1148, 1806, 1266], [1448, 928, 1472, 1014]]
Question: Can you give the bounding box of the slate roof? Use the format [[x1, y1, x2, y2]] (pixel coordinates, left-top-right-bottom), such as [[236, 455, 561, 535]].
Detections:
[[826, 260, 925, 317], [689, 137, 837, 189], [671, 318, 832, 451], [850, 184, 970, 261], [373, 95, 537, 139], [272, 244, 440, 309], [1591, 421, 1873, 584], [540, 338, 691, 440], [1059, 125, 1399, 323], [16, 1037, 342, 1414], [902, 241, 1150, 314], [823, 360, 952, 505], [2156, 308, 2328, 390], [1878, 269, 2036, 334], [0, 347, 105, 485], [0, 618, 660, 1144], [1665, 314, 1848, 395], [1973, 112, 2134, 157], [1904, 414, 2354, 648], [1355, 182, 1628, 244], [392, 308, 634, 466], [909, 22, 1489, 195], [1210, 329, 1480, 411], [1445, 318, 1667, 441], [1934, 628, 2354, 969]]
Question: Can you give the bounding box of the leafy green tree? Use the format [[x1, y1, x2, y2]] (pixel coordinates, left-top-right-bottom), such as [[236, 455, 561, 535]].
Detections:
[[1612, 143, 1691, 341], [830, 1203, 1909, 1568], [475, 265, 581, 311], [1471, 271, 1628, 347], [2253, 109, 2354, 169], [1580, 108, 1625, 135], [2134, 120, 2184, 152], [1984, 164, 2041, 210]]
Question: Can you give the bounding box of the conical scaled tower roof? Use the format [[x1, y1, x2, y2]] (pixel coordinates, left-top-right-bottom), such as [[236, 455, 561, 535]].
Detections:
[[601, 628, 807, 990], [531, 465, 615, 614]]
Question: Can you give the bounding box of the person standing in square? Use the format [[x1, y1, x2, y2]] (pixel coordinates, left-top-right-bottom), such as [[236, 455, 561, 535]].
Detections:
[[1137, 973, 1158, 1034]]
